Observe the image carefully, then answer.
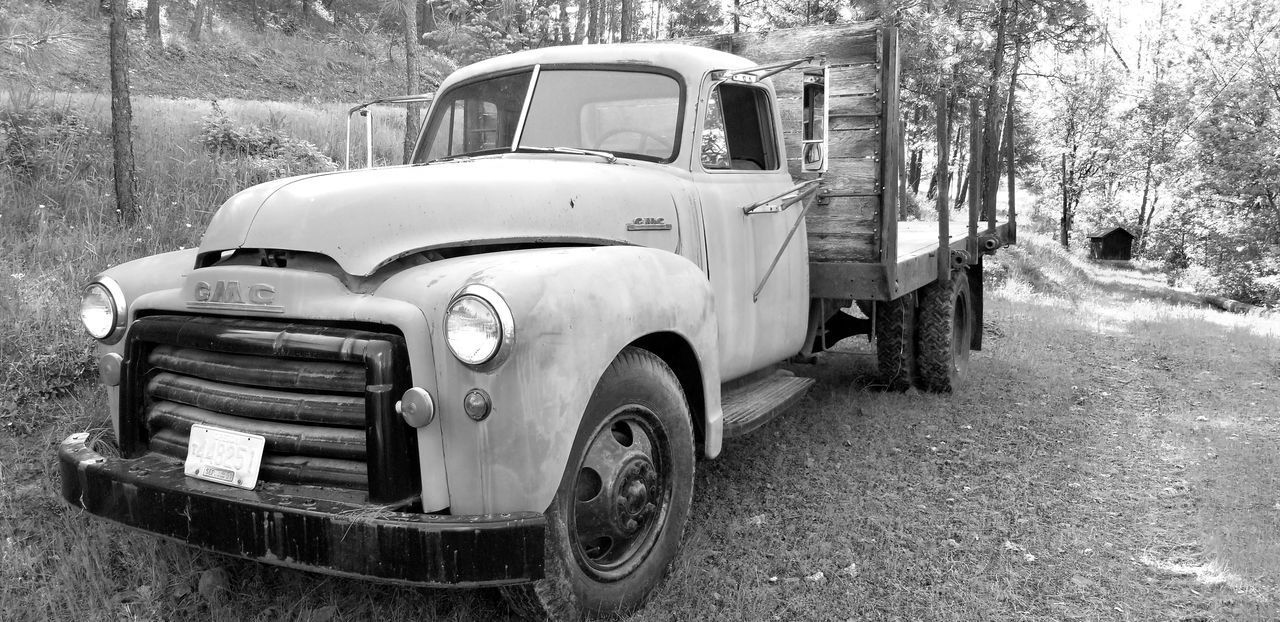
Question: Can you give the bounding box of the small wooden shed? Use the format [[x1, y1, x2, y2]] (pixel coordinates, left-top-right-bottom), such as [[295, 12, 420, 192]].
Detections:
[[1088, 227, 1135, 260]]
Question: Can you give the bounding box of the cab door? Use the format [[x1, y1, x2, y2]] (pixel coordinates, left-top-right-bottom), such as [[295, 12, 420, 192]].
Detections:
[[695, 79, 809, 381]]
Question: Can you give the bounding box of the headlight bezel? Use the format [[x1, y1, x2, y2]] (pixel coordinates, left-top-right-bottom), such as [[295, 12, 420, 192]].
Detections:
[[445, 284, 515, 369], [80, 276, 127, 343]]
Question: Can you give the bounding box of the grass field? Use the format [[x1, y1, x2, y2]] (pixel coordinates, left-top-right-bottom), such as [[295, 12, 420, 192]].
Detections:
[[2, 234, 1278, 620], [0, 90, 408, 425], [3, 89, 1279, 620]]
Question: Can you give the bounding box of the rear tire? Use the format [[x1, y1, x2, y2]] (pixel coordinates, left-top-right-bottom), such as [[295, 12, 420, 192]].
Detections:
[[502, 347, 695, 620], [874, 293, 917, 391], [916, 270, 973, 393]]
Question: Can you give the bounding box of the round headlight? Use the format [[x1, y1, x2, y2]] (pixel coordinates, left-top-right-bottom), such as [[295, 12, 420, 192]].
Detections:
[[446, 295, 503, 365], [80, 282, 118, 340]]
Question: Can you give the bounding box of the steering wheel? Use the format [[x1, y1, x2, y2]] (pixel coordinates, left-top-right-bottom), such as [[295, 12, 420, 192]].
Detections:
[[595, 129, 672, 155]]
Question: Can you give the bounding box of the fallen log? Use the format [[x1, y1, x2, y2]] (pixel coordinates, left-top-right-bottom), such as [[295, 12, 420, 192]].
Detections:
[[1201, 294, 1261, 314]]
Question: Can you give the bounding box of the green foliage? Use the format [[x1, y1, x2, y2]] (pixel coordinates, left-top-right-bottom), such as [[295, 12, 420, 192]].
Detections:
[[666, 0, 723, 37], [0, 100, 103, 183], [198, 101, 337, 184]]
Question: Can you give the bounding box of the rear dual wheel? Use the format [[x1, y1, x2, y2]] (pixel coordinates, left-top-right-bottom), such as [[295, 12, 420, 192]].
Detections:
[[504, 347, 694, 620], [874, 269, 973, 393], [916, 269, 972, 393]]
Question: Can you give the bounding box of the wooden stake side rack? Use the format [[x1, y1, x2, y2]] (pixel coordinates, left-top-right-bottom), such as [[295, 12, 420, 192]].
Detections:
[[678, 21, 1016, 303]]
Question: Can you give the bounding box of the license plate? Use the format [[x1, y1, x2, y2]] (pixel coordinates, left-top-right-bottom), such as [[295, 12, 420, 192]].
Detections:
[[184, 424, 266, 490]]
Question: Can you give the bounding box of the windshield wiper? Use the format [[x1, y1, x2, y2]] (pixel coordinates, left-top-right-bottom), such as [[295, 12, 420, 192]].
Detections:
[[515, 145, 618, 164]]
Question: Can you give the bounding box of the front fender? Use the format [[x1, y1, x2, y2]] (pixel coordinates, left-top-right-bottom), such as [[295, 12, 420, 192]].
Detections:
[[92, 249, 199, 439], [377, 246, 721, 515]]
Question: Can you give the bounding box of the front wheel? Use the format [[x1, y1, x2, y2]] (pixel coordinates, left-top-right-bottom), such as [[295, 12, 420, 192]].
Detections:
[[504, 347, 695, 620]]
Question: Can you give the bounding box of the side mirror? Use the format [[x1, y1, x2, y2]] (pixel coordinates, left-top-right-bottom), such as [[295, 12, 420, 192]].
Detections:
[[345, 94, 434, 169], [801, 68, 827, 173]]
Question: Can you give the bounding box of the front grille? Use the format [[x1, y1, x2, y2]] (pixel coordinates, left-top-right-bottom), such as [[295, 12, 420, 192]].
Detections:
[[119, 315, 420, 504]]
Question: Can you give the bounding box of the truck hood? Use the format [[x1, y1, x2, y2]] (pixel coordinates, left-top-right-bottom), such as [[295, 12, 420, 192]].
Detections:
[[199, 157, 686, 276]]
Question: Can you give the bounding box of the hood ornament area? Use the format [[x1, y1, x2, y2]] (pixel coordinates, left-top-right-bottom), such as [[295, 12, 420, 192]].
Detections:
[[187, 280, 285, 314]]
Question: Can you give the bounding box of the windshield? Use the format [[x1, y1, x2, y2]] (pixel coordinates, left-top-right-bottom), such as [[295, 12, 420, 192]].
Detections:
[[417, 68, 682, 163]]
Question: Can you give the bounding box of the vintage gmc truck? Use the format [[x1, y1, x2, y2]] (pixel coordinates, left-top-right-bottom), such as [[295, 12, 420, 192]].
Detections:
[[62, 21, 1013, 619]]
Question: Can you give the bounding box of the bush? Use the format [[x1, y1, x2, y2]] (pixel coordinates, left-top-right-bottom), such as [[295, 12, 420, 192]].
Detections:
[[198, 101, 336, 184], [0, 102, 104, 182], [1179, 259, 1280, 307]]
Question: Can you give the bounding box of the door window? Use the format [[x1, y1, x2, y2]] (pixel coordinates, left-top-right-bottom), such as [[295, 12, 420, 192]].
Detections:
[[700, 83, 779, 171]]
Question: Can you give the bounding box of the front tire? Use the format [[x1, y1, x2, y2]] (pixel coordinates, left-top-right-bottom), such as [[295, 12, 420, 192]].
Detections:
[[504, 347, 695, 620]]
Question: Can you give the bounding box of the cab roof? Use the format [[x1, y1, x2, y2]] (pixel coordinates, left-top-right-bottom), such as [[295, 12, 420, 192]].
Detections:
[[438, 43, 756, 91]]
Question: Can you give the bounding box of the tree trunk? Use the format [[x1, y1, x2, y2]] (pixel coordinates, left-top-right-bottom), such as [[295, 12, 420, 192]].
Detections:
[[955, 166, 969, 210], [1140, 193, 1160, 255], [979, 0, 1010, 222], [109, 0, 138, 224], [952, 123, 967, 211], [574, 0, 587, 43], [300, 0, 309, 24], [590, 0, 601, 43], [559, 3, 571, 44], [1137, 158, 1153, 229], [1004, 46, 1018, 241], [205, 0, 215, 31], [1060, 153, 1070, 247], [908, 148, 922, 194], [416, 0, 430, 44], [252, 0, 265, 31], [145, 0, 161, 45], [403, 0, 420, 164], [189, 0, 207, 41], [620, 0, 632, 42]]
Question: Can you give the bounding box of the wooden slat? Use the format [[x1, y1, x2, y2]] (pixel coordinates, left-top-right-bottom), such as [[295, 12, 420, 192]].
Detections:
[[829, 64, 880, 97], [782, 130, 877, 162], [809, 195, 879, 223], [878, 26, 901, 292], [809, 262, 889, 301], [830, 93, 880, 117], [831, 115, 878, 131], [772, 64, 878, 99], [777, 95, 879, 122], [672, 22, 879, 66], [807, 225, 878, 263], [807, 195, 879, 261], [816, 157, 878, 194]]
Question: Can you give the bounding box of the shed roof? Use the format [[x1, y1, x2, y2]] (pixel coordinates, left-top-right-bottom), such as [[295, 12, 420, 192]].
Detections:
[[1087, 226, 1135, 239]]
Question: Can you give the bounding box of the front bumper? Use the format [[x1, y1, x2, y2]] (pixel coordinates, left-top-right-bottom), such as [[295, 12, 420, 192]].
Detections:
[[58, 433, 545, 587]]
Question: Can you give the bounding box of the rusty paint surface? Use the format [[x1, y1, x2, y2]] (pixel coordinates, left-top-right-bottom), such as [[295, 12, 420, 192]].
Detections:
[[375, 245, 722, 514], [198, 159, 684, 277]]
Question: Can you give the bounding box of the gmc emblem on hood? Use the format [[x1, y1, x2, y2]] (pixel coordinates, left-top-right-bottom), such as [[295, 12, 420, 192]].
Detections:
[[627, 217, 672, 231], [188, 281, 285, 313]]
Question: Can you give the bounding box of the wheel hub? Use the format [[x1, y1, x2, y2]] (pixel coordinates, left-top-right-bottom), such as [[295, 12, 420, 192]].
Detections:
[[612, 460, 657, 534]]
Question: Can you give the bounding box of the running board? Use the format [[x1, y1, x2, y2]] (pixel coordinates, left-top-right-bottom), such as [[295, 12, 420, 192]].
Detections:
[[721, 370, 815, 438]]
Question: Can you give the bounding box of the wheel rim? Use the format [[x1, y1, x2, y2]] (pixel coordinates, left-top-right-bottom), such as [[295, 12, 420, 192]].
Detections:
[[568, 405, 672, 581]]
